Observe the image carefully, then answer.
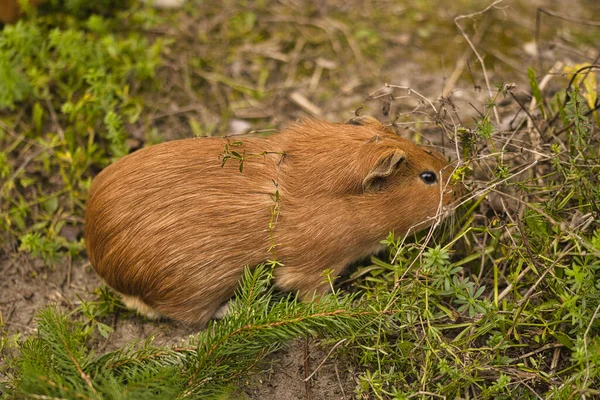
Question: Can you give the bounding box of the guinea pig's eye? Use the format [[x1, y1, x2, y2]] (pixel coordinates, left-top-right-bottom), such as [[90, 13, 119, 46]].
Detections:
[[420, 171, 438, 185]]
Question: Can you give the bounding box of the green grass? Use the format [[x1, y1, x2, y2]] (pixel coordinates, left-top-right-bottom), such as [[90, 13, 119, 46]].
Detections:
[[0, 3, 165, 263], [1, 1, 600, 399]]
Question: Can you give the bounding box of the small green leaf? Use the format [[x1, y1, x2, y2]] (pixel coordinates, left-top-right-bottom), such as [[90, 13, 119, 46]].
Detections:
[[551, 331, 574, 349], [475, 115, 494, 139], [20, 177, 35, 187], [97, 322, 114, 339], [32, 102, 44, 132], [221, 156, 230, 167], [43, 197, 59, 214], [528, 67, 545, 117]]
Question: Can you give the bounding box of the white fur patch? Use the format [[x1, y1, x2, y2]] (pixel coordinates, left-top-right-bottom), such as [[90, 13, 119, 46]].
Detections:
[[120, 294, 162, 319], [212, 302, 230, 320]]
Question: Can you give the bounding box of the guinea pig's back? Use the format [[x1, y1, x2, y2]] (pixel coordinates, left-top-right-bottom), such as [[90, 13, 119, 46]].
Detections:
[[85, 137, 278, 323]]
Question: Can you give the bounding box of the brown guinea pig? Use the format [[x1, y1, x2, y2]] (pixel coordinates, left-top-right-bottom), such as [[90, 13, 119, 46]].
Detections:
[[84, 117, 459, 326]]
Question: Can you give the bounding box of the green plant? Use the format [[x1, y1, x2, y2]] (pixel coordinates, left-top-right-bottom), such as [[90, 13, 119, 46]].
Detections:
[[0, 10, 166, 261], [7, 265, 384, 398]]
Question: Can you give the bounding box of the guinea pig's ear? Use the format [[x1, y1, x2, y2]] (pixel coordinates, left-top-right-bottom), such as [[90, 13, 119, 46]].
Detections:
[[345, 116, 382, 128], [362, 150, 406, 193]]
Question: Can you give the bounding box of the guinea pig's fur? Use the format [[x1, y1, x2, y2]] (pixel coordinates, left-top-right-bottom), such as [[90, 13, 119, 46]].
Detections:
[[85, 117, 457, 326]]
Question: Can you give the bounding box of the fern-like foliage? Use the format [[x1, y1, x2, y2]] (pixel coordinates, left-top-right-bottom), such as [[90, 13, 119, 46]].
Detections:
[[9, 264, 388, 398]]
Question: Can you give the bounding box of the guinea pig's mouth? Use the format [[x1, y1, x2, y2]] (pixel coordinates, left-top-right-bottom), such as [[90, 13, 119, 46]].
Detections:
[[440, 204, 459, 221]]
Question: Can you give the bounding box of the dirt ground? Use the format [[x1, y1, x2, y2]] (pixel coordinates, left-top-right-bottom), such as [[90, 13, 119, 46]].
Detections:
[[1, 0, 599, 398], [0, 256, 356, 399]]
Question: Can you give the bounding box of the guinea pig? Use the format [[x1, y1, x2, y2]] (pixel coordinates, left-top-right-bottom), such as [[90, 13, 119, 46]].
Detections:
[[84, 117, 459, 326]]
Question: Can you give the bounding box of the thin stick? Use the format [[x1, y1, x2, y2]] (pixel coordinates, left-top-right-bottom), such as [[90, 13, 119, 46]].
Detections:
[[384, 84, 438, 114], [509, 91, 544, 141], [304, 339, 347, 381], [455, 0, 504, 126], [538, 7, 600, 27], [442, 16, 489, 97], [333, 359, 346, 400], [303, 337, 311, 400]]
